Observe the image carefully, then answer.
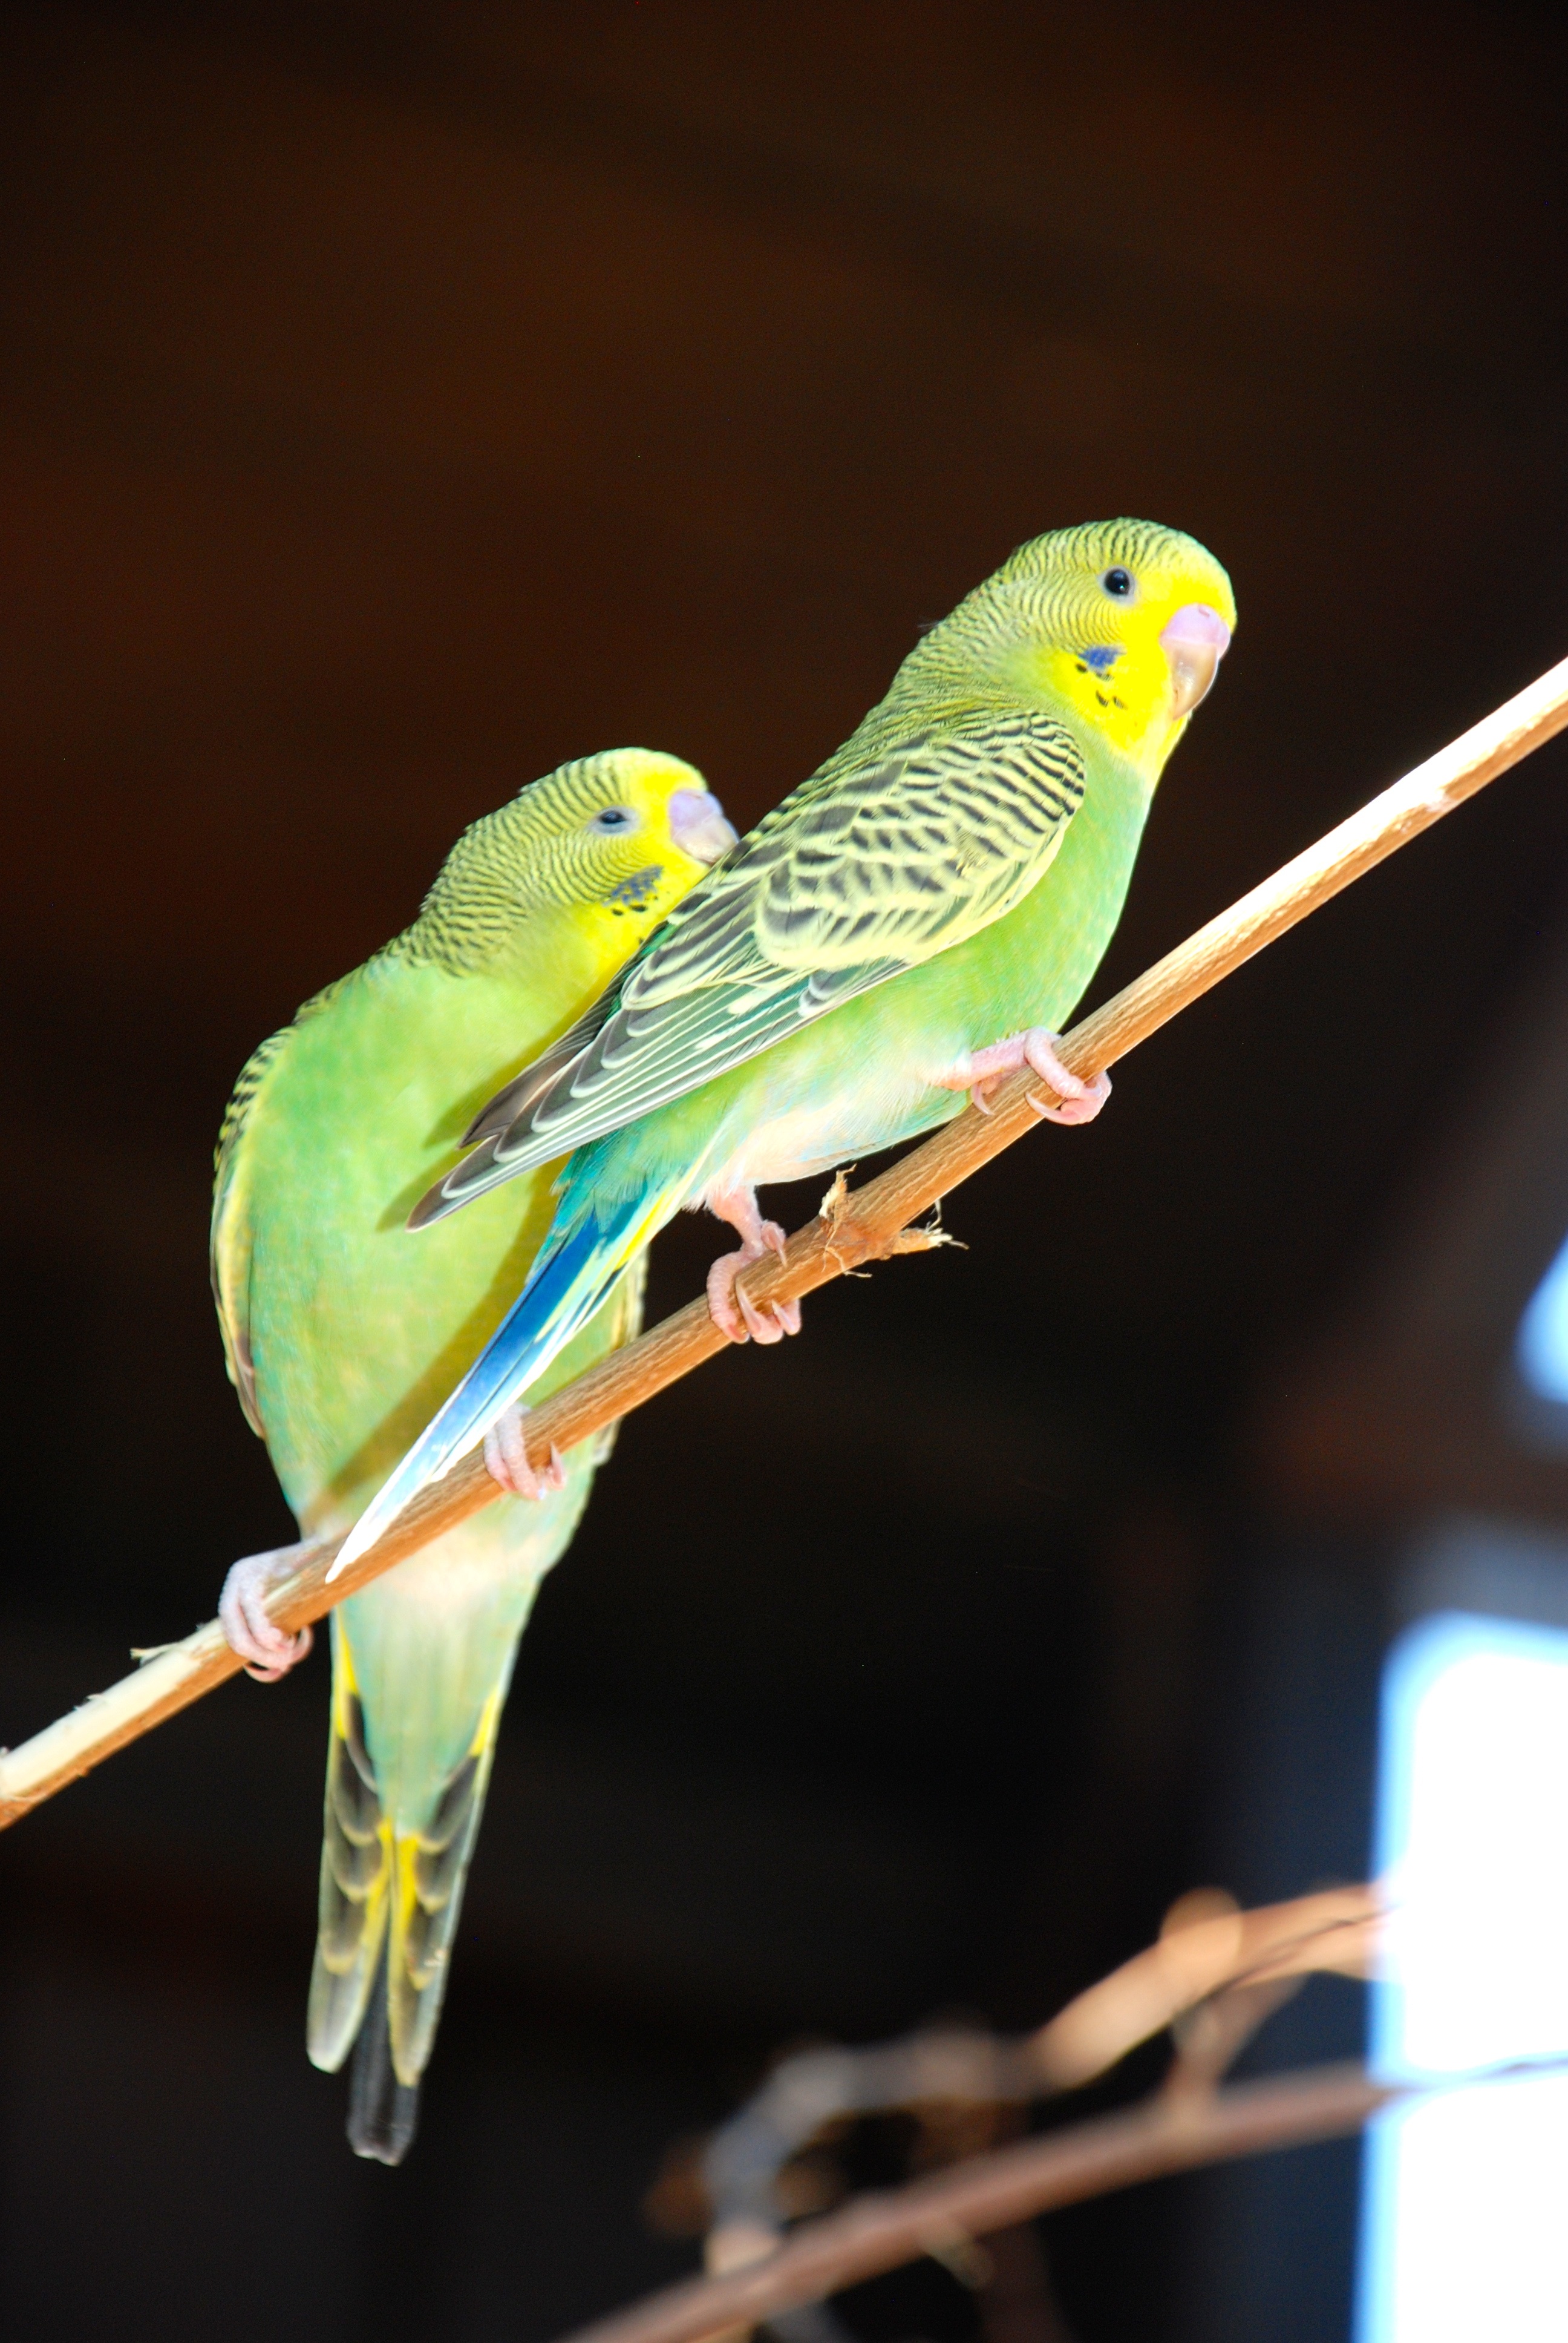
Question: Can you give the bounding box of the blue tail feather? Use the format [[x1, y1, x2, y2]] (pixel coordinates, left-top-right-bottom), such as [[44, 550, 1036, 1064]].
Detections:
[[330, 1190, 652, 1576]]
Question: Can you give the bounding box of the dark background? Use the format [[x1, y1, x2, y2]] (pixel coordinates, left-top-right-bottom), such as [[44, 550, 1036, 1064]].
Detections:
[[1, 5, 1565, 2338]]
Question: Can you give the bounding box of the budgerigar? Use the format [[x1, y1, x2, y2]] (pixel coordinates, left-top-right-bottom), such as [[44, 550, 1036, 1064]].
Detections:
[[210, 750, 736, 2162], [335, 520, 1234, 1573]]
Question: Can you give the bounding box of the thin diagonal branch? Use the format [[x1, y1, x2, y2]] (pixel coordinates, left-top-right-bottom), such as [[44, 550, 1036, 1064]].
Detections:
[[4, 655, 1567, 1823], [575, 2063, 1398, 2343]]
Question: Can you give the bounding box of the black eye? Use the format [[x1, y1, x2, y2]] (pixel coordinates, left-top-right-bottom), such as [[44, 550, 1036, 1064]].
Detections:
[[591, 806, 636, 831], [1101, 566, 1134, 599]]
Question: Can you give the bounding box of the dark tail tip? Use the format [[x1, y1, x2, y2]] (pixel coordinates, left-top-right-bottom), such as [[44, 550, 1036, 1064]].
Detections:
[[346, 1945, 421, 2166]]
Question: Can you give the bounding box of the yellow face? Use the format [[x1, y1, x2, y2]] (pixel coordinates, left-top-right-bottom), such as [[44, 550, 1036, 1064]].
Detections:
[[1003, 520, 1237, 780], [520, 748, 737, 942]]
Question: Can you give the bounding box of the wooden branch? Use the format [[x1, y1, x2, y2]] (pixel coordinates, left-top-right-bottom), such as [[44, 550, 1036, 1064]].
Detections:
[[573, 2063, 1397, 2343], [643, 1873, 1546, 2343], [690, 1883, 1385, 2271], [4, 654, 1567, 1824], [1030, 1881, 1382, 2090]]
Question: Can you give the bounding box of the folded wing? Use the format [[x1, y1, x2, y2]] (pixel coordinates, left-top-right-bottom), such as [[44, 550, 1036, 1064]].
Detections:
[[415, 709, 1086, 1223]]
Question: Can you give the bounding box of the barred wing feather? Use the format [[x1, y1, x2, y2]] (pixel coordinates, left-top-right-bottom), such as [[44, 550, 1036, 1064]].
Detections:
[[424, 710, 1085, 1214]]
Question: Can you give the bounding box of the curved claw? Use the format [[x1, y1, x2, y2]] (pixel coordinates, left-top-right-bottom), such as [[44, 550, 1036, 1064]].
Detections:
[[483, 1404, 569, 1501], [940, 1029, 1109, 1127], [707, 1217, 800, 1345], [220, 1545, 316, 1682], [1024, 1032, 1112, 1124], [736, 1284, 803, 1344], [1026, 1074, 1111, 1125]]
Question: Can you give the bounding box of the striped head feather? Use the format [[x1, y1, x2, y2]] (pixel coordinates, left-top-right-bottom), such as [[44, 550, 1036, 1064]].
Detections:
[[398, 749, 736, 974]]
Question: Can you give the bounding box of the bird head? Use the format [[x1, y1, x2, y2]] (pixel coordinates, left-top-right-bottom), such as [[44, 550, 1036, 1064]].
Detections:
[[414, 748, 737, 969], [978, 519, 1236, 780], [512, 747, 737, 925]]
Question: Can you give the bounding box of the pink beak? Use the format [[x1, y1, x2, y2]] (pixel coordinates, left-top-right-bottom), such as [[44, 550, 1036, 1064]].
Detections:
[[668, 788, 739, 865], [1160, 603, 1232, 717]]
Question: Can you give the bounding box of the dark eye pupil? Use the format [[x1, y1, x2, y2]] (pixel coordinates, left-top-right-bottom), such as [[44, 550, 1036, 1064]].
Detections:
[[1103, 567, 1132, 598], [597, 809, 628, 827]]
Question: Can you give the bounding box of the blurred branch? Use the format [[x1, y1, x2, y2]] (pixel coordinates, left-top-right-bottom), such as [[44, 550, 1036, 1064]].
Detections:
[[593, 1879, 1524, 2343], [1031, 1880, 1381, 2090], [609, 2065, 1393, 2343], [690, 1883, 1383, 2274], [5, 657, 1568, 1823]]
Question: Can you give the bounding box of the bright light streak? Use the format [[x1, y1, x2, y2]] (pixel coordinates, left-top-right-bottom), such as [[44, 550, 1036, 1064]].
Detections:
[[1357, 1613, 1568, 2343], [1516, 1233, 1568, 1404]]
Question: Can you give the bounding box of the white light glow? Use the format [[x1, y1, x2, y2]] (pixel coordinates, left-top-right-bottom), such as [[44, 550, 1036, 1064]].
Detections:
[[1517, 1234, 1568, 1404], [1357, 1613, 1568, 2343]]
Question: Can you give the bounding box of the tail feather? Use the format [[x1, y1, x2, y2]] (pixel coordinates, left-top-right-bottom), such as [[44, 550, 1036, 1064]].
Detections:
[[310, 1625, 510, 2162], [329, 1182, 673, 1577], [385, 1688, 501, 2085], [347, 1944, 420, 2164], [307, 1661, 390, 2071]]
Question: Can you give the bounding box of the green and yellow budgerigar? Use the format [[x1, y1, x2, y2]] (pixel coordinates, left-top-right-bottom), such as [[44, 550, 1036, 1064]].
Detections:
[[211, 750, 736, 2162], [332, 520, 1235, 1573]]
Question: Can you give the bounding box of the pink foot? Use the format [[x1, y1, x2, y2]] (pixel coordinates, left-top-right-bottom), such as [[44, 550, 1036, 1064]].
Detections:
[[704, 1188, 803, 1345], [483, 1404, 568, 1500], [219, 1543, 316, 1682], [940, 1027, 1111, 1124]]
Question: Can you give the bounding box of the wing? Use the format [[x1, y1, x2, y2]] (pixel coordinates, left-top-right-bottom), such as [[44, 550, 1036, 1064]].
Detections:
[[457, 990, 621, 1149], [210, 1025, 295, 1438], [423, 708, 1085, 1215]]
